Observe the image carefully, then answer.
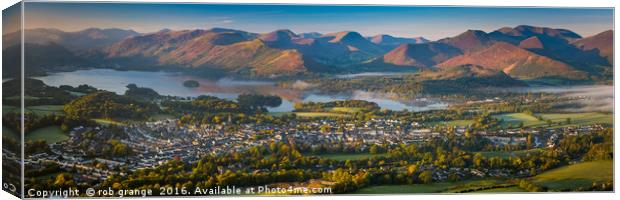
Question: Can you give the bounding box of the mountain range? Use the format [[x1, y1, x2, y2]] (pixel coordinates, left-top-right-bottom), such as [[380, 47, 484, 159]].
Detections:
[[2, 25, 613, 81]]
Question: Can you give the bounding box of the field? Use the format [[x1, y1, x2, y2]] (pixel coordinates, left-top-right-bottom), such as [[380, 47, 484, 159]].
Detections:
[[306, 152, 387, 161], [25, 105, 65, 116], [354, 183, 454, 194], [26, 126, 69, 144], [430, 119, 474, 127], [273, 106, 366, 118], [530, 160, 613, 191], [330, 107, 363, 113], [293, 112, 348, 118], [5, 95, 40, 100], [2, 126, 19, 140], [3, 105, 65, 116], [353, 179, 509, 194], [478, 148, 543, 159], [472, 186, 526, 193], [67, 91, 86, 96], [3, 105, 19, 115], [93, 118, 125, 125], [494, 112, 612, 128]]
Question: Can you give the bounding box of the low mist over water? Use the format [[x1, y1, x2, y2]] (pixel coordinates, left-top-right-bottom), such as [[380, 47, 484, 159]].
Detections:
[[516, 85, 613, 113]]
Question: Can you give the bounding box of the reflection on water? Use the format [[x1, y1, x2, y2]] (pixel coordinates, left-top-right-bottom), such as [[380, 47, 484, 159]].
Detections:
[[33, 69, 448, 112], [335, 72, 413, 79]]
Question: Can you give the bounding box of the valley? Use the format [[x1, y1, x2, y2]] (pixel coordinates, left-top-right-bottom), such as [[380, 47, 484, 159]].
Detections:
[[1, 5, 614, 196]]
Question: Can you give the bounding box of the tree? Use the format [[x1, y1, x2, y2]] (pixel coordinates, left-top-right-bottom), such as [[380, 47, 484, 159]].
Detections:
[[419, 170, 433, 184], [320, 125, 331, 133], [527, 133, 534, 149], [237, 94, 282, 109], [369, 145, 379, 154], [407, 164, 418, 176], [473, 153, 483, 168], [450, 157, 466, 168], [64, 91, 159, 120], [125, 84, 159, 100]]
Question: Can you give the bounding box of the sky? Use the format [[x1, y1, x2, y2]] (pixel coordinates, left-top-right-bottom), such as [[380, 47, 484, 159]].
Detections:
[[16, 2, 614, 40], [2, 2, 21, 34]]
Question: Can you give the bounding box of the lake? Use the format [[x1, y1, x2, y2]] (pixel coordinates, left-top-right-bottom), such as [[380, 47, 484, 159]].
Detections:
[[33, 69, 449, 112]]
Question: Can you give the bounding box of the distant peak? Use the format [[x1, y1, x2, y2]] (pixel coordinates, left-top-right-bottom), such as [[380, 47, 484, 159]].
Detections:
[[259, 29, 297, 42], [208, 27, 242, 33], [158, 28, 172, 33], [299, 32, 322, 38], [597, 30, 613, 36], [374, 34, 392, 38], [328, 31, 365, 43], [501, 25, 582, 40], [369, 34, 394, 43], [273, 29, 296, 35], [515, 25, 535, 30], [462, 30, 487, 36]]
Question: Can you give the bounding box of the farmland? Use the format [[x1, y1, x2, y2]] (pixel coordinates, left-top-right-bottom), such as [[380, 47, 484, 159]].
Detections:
[[93, 118, 125, 125], [494, 112, 612, 128], [26, 126, 69, 144], [354, 179, 510, 194], [430, 119, 474, 127], [307, 152, 387, 161], [25, 105, 65, 116], [2, 126, 19, 140], [2, 105, 65, 116], [530, 160, 613, 191], [293, 112, 348, 118]]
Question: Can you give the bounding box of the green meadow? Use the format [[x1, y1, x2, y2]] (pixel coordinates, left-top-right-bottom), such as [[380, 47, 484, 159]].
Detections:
[[530, 160, 613, 191], [307, 152, 387, 161], [472, 186, 526, 193], [293, 112, 348, 118], [354, 179, 509, 194], [3, 105, 19, 115], [26, 105, 65, 116], [430, 119, 475, 127], [330, 107, 364, 113], [93, 118, 125, 125], [494, 112, 612, 128], [3, 105, 65, 116], [2, 126, 19, 140], [27, 126, 69, 144]]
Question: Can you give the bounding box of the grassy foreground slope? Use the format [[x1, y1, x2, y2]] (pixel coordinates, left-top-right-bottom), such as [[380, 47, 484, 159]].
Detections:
[[353, 179, 510, 194], [530, 160, 613, 191]]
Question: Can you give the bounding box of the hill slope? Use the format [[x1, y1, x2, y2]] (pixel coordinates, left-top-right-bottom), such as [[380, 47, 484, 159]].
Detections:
[[2, 28, 139, 52], [572, 30, 613, 65], [102, 29, 316, 77], [382, 43, 462, 67], [437, 42, 586, 79], [3, 43, 88, 77]]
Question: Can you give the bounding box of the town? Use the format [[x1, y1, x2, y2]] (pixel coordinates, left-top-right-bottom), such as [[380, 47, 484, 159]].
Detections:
[[22, 115, 608, 187]]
